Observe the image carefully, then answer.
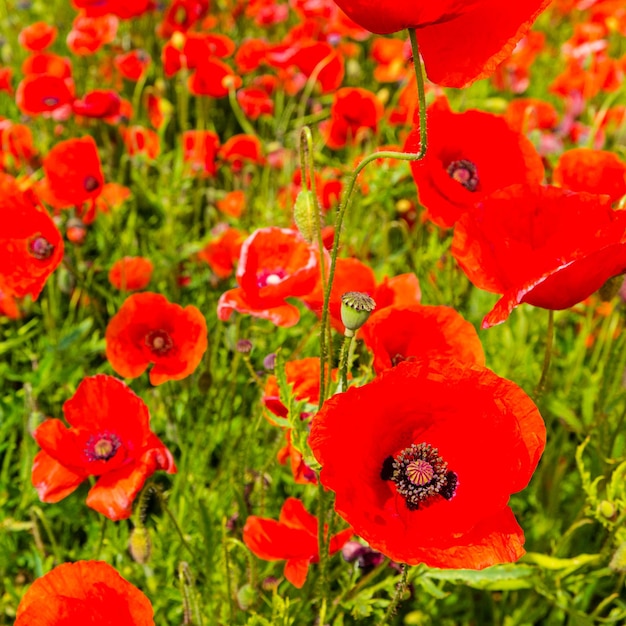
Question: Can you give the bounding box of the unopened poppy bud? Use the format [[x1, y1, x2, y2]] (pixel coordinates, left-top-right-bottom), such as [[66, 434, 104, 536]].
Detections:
[[598, 500, 616, 520], [293, 190, 319, 243], [129, 526, 151, 564], [341, 291, 376, 337], [610, 542, 626, 573], [236, 339, 253, 354], [263, 353, 276, 371]]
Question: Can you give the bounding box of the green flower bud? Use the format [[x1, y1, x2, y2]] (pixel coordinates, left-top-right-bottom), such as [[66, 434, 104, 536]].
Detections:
[[341, 291, 376, 337], [610, 542, 626, 573], [293, 190, 319, 243], [129, 526, 151, 564], [598, 500, 616, 520]]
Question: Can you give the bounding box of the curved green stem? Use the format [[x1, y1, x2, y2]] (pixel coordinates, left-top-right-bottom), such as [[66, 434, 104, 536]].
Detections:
[[535, 309, 554, 398], [317, 28, 428, 408], [379, 563, 409, 626]]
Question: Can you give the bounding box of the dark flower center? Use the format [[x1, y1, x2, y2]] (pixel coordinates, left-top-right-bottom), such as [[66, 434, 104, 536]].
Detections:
[[381, 442, 458, 510], [257, 268, 286, 288], [145, 329, 174, 355], [446, 159, 479, 192], [83, 175, 100, 192], [43, 96, 59, 107], [28, 235, 54, 260], [85, 432, 121, 462]]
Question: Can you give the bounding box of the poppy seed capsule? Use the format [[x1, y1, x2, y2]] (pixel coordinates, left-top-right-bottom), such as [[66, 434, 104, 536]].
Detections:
[[341, 291, 376, 337]]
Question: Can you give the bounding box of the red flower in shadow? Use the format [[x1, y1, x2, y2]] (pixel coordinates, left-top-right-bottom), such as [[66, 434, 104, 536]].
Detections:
[[15, 560, 155, 625], [217, 227, 321, 327], [309, 359, 545, 568], [329, 0, 551, 87], [452, 184, 626, 328], [32, 375, 176, 521], [405, 103, 544, 228], [243, 497, 352, 588], [43, 136, 104, 207], [361, 304, 485, 373], [106, 292, 207, 385], [0, 174, 63, 300]]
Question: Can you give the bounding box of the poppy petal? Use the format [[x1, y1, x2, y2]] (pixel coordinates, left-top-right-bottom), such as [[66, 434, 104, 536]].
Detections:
[[31, 450, 85, 503]]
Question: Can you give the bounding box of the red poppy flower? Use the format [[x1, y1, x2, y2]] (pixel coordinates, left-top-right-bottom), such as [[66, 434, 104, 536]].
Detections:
[[72, 89, 121, 118], [106, 292, 207, 385], [405, 103, 545, 228], [15, 560, 155, 625], [0, 119, 36, 169], [197, 225, 246, 279], [67, 14, 119, 55], [188, 58, 240, 98], [109, 256, 154, 291], [18, 21, 58, 52], [43, 136, 104, 207], [0, 174, 63, 300], [72, 0, 153, 18], [115, 49, 151, 81], [216, 190, 246, 218], [156, 0, 209, 38], [32, 374, 176, 521], [277, 431, 317, 485], [16, 74, 75, 116], [329, 0, 551, 88], [553, 148, 626, 203], [243, 497, 352, 588], [234, 38, 269, 73], [309, 359, 545, 568], [122, 126, 160, 159], [452, 184, 626, 328], [361, 304, 485, 373], [218, 227, 321, 327], [236, 87, 274, 119], [322, 87, 383, 150], [183, 130, 220, 177], [0, 66, 13, 95], [218, 134, 264, 172], [371, 37, 411, 83], [504, 98, 559, 134]]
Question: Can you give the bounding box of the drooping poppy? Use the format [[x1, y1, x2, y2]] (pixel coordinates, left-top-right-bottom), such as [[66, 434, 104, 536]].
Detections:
[[105, 292, 208, 385], [309, 359, 545, 568], [243, 497, 352, 588], [18, 21, 58, 52], [361, 304, 485, 373], [14, 560, 155, 625], [553, 148, 626, 203], [32, 374, 176, 521], [451, 184, 626, 328], [197, 225, 246, 279], [43, 136, 104, 207], [217, 227, 321, 327], [0, 173, 64, 300], [405, 103, 545, 228], [328, 0, 552, 88], [108, 256, 154, 291]]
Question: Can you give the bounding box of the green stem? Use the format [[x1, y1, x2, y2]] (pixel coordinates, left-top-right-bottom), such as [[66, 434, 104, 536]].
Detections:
[[228, 86, 258, 137], [535, 309, 554, 398], [316, 481, 330, 623], [317, 28, 428, 408], [338, 334, 353, 391], [379, 564, 409, 626]]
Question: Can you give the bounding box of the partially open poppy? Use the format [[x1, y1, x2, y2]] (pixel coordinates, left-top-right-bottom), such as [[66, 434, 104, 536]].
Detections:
[[361, 304, 485, 373], [106, 292, 208, 385], [405, 103, 545, 228], [18, 21, 58, 52], [328, 0, 551, 88], [452, 184, 626, 328], [15, 560, 155, 625], [309, 359, 545, 568], [0, 174, 64, 300], [115, 49, 151, 81], [243, 497, 352, 588], [108, 256, 154, 291], [32, 374, 176, 521], [43, 136, 104, 207]]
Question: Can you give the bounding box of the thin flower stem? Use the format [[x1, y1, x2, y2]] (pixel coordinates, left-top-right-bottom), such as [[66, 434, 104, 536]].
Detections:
[[317, 28, 428, 408], [338, 334, 353, 391], [379, 563, 409, 626], [316, 480, 331, 624], [535, 309, 554, 398], [228, 86, 258, 137]]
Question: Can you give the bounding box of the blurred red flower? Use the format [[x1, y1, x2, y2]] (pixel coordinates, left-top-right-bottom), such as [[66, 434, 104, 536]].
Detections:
[[15, 560, 155, 625], [243, 497, 352, 588], [115, 49, 151, 81], [32, 375, 176, 521], [109, 256, 154, 291], [67, 14, 118, 55], [217, 227, 321, 327], [197, 225, 246, 279], [72, 89, 121, 118], [18, 21, 57, 52], [16, 74, 75, 116], [405, 103, 545, 228], [452, 184, 626, 328], [219, 134, 264, 172], [122, 126, 160, 159], [183, 130, 220, 176], [504, 98, 559, 134], [106, 292, 208, 385], [329, 0, 551, 88], [361, 304, 485, 373], [0, 174, 63, 301], [309, 359, 545, 568], [43, 136, 104, 207], [236, 86, 274, 119], [0, 119, 37, 169]]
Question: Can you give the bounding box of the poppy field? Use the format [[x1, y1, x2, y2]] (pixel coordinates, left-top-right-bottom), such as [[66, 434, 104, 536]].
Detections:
[[3, 0, 626, 624]]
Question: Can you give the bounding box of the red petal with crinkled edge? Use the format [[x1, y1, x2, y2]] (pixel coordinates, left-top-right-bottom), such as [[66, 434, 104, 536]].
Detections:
[[31, 450, 85, 503], [218, 287, 302, 327]]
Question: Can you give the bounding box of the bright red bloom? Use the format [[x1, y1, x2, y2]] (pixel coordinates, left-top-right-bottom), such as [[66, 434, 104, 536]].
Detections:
[[183, 130, 220, 177], [32, 375, 176, 521], [197, 226, 246, 279], [218, 134, 264, 172], [157, 0, 209, 38], [322, 87, 383, 150], [361, 305, 485, 373], [43, 136, 104, 207], [15, 560, 155, 625], [108, 256, 154, 291], [188, 58, 240, 98], [218, 228, 321, 327], [122, 126, 160, 159], [452, 184, 626, 328], [504, 98, 559, 134], [106, 292, 208, 385], [236, 87, 274, 119], [553, 148, 626, 203], [234, 38, 269, 73], [243, 497, 352, 588], [16, 74, 75, 116], [115, 49, 151, 81], [67, 14, 118, 55], [405, 103, 545, 228], [216, 190, 246, 218], [18, 21, 57, 52], [0, 119, 37, 169], [72, 0, 153, 18], [329, 0, 551, 88], [72, 89, 121, 118], [0, 66, 12, 95], [0, 174, 63, 300], [309, 359, 545, 568]]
